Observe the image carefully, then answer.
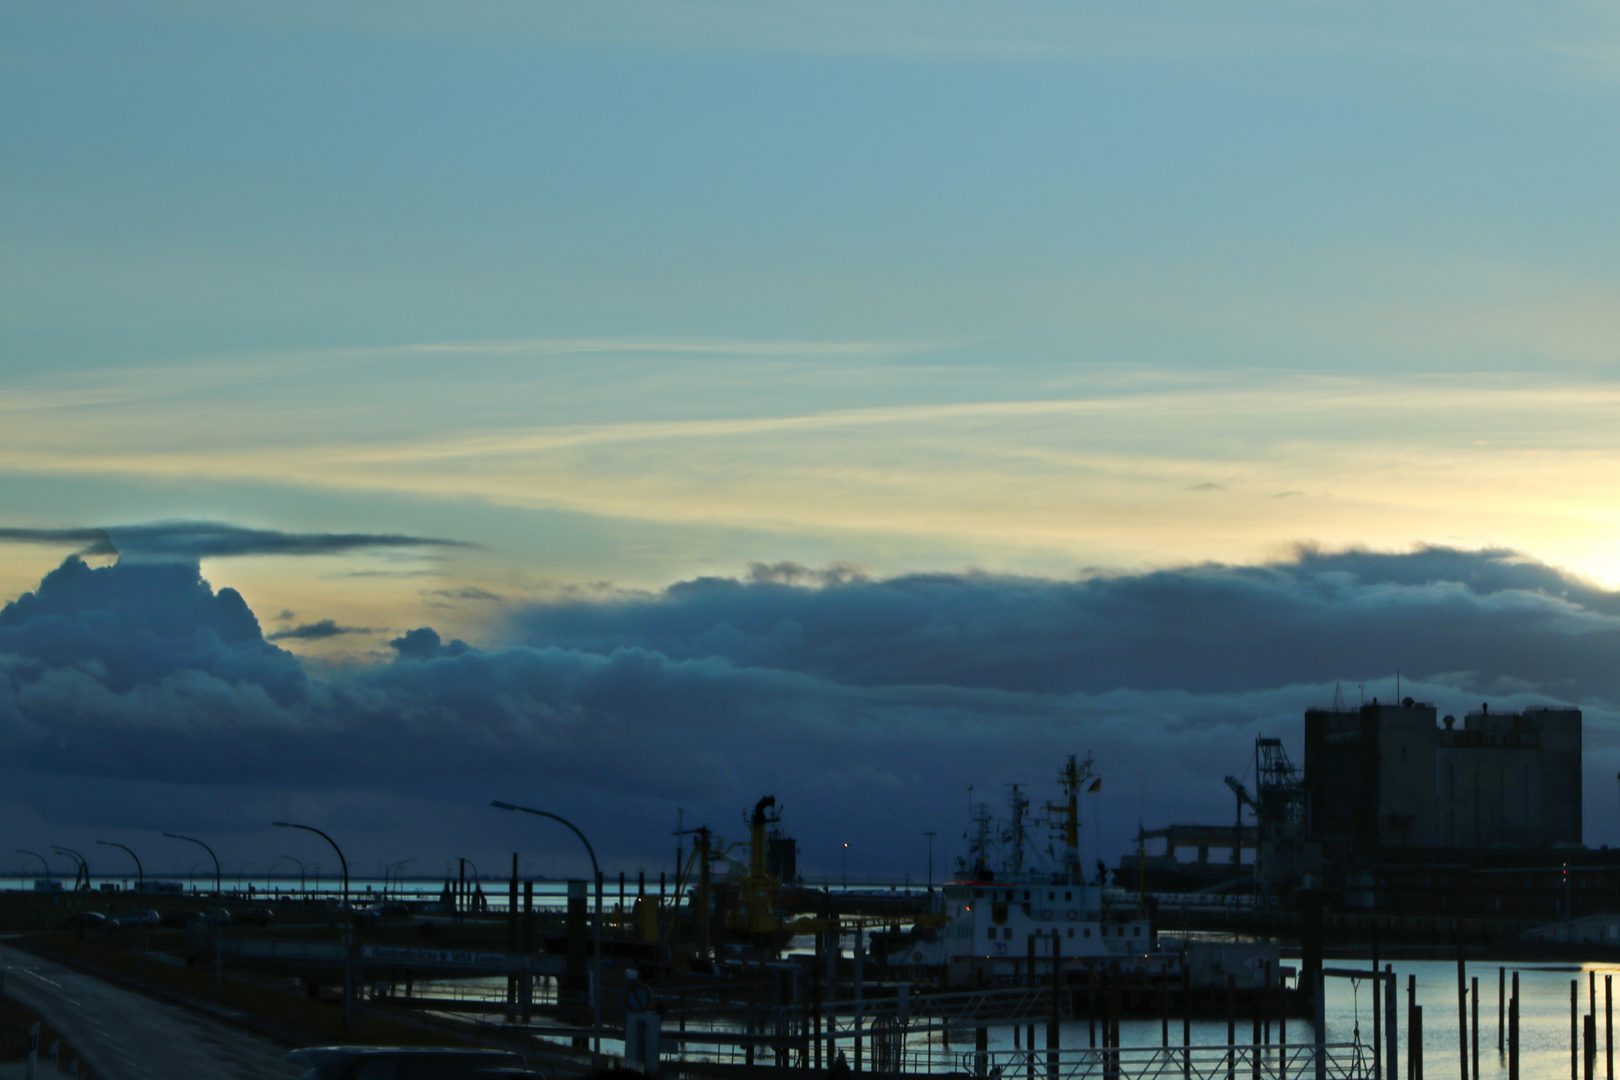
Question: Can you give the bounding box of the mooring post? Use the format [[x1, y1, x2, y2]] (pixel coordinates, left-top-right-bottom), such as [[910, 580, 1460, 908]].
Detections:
[[1385, 965, 1397, 1080], [1252, 1009, 1262, 1080], [1279, 963, 1288, 1080], [1500, 967, 1506, 1055], [1027, 935, 1036, 1080], [1510, 972, 1520, 1080], [1413, 1006, 1423, 1080], [1407, 975, 1416, 1080], [975, 1027, 988, 1078], [1457, 921, 1469, 1080], [1588, 1015, 1599, 1080], [1314, 965, 1326, 1080], [1048, 931, 1061, 1080], [1227, 972, 1237, 1080], [1578, 980, 1584, 1080], [1185, 949, 1193, 1080], [853, 927, 864, 1073], [1371, 942, 1381, 1080], [1607, 974, 1614, 1080], [1162, 969, 1170, 1048], [1472, 975, 1479, 1080]]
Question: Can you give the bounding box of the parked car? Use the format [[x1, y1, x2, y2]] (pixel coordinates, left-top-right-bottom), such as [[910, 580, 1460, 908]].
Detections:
[[285, 1047, 529, 1080], [160, 909, 202, 927], [235, 906, 275, 926], [111, 909, 161, 929], [66, 912, 106, 931], [198, 907, 232, 926]]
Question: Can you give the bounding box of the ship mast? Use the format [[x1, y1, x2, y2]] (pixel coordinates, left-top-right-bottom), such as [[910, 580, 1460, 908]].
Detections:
[[1047, 753, 1095, 886], [1004, 783, 1030, 877]]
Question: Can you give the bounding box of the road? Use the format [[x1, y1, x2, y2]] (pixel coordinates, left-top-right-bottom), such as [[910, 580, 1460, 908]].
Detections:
[[0, 943, 300, 1080]]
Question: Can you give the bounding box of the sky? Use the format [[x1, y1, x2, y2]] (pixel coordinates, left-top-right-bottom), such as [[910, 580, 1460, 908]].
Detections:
[[4, 1, 1620, 883]]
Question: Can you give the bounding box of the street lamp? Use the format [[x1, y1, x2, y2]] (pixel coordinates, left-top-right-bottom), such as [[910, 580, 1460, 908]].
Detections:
[[491, 799, 604, 1065], [279, 854, 306, 893], [53, 847, 89, 892], [924, 831, 936, 893], [843, 842, 849, 889], [96, 841, 144, 893], [163, 833, 221, 895], [16, 849, 49, 880], [273, 822, 349, 911]]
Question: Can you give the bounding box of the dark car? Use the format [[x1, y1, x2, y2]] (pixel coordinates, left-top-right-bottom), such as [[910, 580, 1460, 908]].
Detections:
[[198, 907, 232, 926], [286, 1047, 528, 1080], [160, 909, 202, 927], [66, 912, 106, 931], [236, 906, 275, 926], [111, 909, 161, 929]]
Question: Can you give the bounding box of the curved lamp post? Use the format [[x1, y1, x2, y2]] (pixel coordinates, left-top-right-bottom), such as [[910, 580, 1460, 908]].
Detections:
[[273, 822, 348, 910], [96, 841, 144, 893], [53, 846, 89, 892], [163, 833, 221, 895], [16, 849, 50, 880], [279, 854, 306, 893], [491, 799, 603, 1065]]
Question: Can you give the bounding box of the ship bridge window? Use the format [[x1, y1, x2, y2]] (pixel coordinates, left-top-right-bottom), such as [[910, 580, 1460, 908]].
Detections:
[[1004, 928, 1013, 940], [1048, 892, 1055, 901], [1134, 927, 1141, 937], [1023, 891, 1030, 901], [1064, 892, 1071, 901], [987, 928, 996, 940], [1084, 928, 1091, 938], [1067, 928, 1074, 938]]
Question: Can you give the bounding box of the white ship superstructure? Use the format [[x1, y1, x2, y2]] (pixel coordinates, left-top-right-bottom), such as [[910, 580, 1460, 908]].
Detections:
[[889, 755, 1162, 985]]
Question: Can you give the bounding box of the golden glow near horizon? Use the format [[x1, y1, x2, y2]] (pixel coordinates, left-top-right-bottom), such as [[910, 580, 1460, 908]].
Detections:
[[4, 345, 1620, 645]]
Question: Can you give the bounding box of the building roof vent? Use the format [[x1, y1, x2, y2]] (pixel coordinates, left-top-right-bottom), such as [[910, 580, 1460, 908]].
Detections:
[[1443, 714, 1455, 729]]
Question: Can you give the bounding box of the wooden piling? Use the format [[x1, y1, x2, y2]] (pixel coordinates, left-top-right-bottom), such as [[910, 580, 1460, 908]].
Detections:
[[1499, 967, 1506, 1055], [1407, 975, 1416, 1080], [1588, 1014, 1599, 1080], [1510, 972, 1520, 1080], [1184, 949, 1193, 1080], [1371, 944, 1381, 1080], [1472, 975, 1479, 1080], [1457, 921, 1468, 1080], [1026, 935, 1036, 1080], [1047, 932, 1060, 1080], [1227, 973, 1237, 1080], [1386, 964, 1397, 1080], [1252, 1009, 1261, 1080], [1413, 1005, 1423, 1080], [1607, 974, 1614, 1080]]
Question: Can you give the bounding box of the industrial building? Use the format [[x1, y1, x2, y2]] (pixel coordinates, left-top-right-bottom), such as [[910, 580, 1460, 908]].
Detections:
[[1303, 697, 1581, 851]]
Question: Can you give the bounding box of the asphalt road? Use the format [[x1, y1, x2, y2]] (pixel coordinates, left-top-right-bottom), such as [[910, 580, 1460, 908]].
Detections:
[[0, 943, 301, 1080]]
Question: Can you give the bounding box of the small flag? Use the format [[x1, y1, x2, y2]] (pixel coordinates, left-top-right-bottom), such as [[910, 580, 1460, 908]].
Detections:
[[1087, 778, 1102, 792]]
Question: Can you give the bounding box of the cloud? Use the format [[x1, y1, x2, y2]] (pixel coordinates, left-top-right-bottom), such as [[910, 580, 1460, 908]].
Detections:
[[3, 545, 1620, 876], [423, 586, 505, 604], [0, 522, 469, 563], [266, 620, 376, 642]]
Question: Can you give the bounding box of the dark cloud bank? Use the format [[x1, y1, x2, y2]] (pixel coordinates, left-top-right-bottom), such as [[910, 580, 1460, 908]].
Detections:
[[3, 545, 1618, 879]]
